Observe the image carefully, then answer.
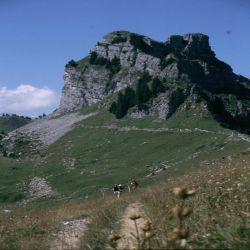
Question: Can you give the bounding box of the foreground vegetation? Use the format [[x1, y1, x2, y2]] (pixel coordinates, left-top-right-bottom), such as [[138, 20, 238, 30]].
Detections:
[[0, 152, 249, 249]]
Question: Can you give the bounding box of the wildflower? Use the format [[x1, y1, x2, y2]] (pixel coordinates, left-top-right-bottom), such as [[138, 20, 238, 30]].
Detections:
[[180, 238, 187, 248], [129, 214, 142, 221], [173, 187, 196, 199], [144, 231, 155, 239], [108, 233, 121, 242], [173, 227, 189, 239], [181, 207, 192, 217], [172, 206, 192, 218], [142, 220, 152, 232]]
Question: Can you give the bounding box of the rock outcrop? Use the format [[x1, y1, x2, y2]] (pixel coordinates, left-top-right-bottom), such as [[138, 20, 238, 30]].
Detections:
[[55, 30, 250, 132]]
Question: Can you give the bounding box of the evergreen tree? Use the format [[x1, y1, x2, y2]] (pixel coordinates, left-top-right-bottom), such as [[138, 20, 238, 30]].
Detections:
[[115, 92, 126, 118], [66, 60, 77, 68], [109, 101, 117, 114], [141, 71, 152, 83], [124, 87, 136, 108], [106, 56, 121, 75], [89, 51, 97, 64], [136, 77, 152, 110], [151, 77, 165, 97]]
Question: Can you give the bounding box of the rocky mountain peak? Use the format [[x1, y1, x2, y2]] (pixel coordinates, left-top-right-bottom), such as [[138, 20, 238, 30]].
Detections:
[[55, 30, 250, 133], [166, 33, 215, 58]]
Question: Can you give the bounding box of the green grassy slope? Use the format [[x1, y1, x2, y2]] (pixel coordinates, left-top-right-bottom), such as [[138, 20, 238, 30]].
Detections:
[[0, 104, 249, 203], [0, 157, 33, 202]]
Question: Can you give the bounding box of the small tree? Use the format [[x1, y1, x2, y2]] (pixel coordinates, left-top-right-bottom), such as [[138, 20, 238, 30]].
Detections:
[[124, 87, 136, 108], [151, 77, 165, 97], [89, 51, 98, 64], [109, 87, 136, 119], [109, 101, 117, 114], [115, 92, 127, 119], [136, 78, 152, 110], [106, 56, 121, 75], [66, 60, 78, 68]]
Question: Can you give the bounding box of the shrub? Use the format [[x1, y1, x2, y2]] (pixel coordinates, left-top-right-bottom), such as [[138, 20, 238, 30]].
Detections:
[[106, 57, 121, 75], [130, 33, 152, 54], [160, 57, 177, 70], [89, 52, 120, 76], [112, 36, 127, 44], [89, 51, 108, 65], [110, 87, 136, 119], [109, 72, 156, 118], [151, 77, 165, 97], [65, 60, 78, 68], [89, 51, 98, 64], [135, 73, 152, 110]]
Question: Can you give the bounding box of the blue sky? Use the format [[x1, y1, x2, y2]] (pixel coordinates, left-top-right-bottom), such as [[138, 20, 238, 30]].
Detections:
[[0, 0, 249, 116]]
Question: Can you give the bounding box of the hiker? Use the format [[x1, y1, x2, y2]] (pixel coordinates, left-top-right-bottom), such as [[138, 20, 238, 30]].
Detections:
[[113, 184, 123, 198], [129, 178, 138, 191]]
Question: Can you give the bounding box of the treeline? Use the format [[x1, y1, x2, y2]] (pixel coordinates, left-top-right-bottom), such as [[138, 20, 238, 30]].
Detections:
[[89, 52, 121, 75], [66, 52, 122, 77], [1, 114, 31, 120], [109, 73, 165, 119], [0, 114, 33, 135]]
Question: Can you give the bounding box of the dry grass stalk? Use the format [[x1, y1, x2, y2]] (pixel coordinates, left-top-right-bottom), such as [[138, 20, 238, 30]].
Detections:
[[168, 186, 196, 248], [107, 233, 121, 249]]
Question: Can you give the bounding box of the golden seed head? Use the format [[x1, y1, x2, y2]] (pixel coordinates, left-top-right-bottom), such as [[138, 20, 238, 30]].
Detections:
[[172, 206, 182, 218], [108, 234, 121, 242], [173, 227, 189, 239], [180, 238, 187, 248], [142, 220, 152, 232], [168, 231, 179, 241], [129, 214, 142, 220], [181, 207, 192, 217], [145, 231, 155, 239], [131, 247, 138, 250], [173, 187, 184, 196], [173, 187, 196, 199], [186, 189, 196, 196]]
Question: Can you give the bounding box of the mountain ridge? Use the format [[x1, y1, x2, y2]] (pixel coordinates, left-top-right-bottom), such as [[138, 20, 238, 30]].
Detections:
[[56, 30, 250, 133]]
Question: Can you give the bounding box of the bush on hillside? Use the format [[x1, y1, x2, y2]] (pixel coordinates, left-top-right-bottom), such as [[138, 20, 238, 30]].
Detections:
[[151, 77, 165, 97], [89, 52, 121, 76], [130, 33, 152, 54], [66, 60, 78, 68], [106, 56, 121, 75], [111, 36, 127, 44], [109, 87, 136, 119], [109, 72, 167, 118]]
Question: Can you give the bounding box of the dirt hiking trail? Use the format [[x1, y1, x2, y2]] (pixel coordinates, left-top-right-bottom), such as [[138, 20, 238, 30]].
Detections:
[[116, 202, 149, 250]]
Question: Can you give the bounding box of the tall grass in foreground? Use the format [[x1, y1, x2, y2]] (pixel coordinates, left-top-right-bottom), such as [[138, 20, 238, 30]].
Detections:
[[0, 200, 89, 249], [83, 153, 250, 249], [138, 154, 250, 249], [0, 153, 249, 249]]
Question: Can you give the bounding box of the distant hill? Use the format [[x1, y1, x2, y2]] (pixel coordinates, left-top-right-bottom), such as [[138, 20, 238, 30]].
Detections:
[[0, 114, 32, 134]]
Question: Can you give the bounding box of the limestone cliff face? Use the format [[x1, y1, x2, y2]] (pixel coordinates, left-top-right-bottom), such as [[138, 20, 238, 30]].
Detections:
[[56, 30, 250, 131], [57, 31, 222, 114], [59, 66, 110, 112]]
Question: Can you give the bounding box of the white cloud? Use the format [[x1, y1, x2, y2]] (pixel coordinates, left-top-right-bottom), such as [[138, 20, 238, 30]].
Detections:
[[0, 84, 59, 116]]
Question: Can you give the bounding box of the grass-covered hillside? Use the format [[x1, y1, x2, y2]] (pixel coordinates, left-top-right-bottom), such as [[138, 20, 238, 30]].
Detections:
[[0, 101, 249, 249], [0, 101, 249, 203], [0, 147, 249, 249], [0, 114, 32, 134]]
